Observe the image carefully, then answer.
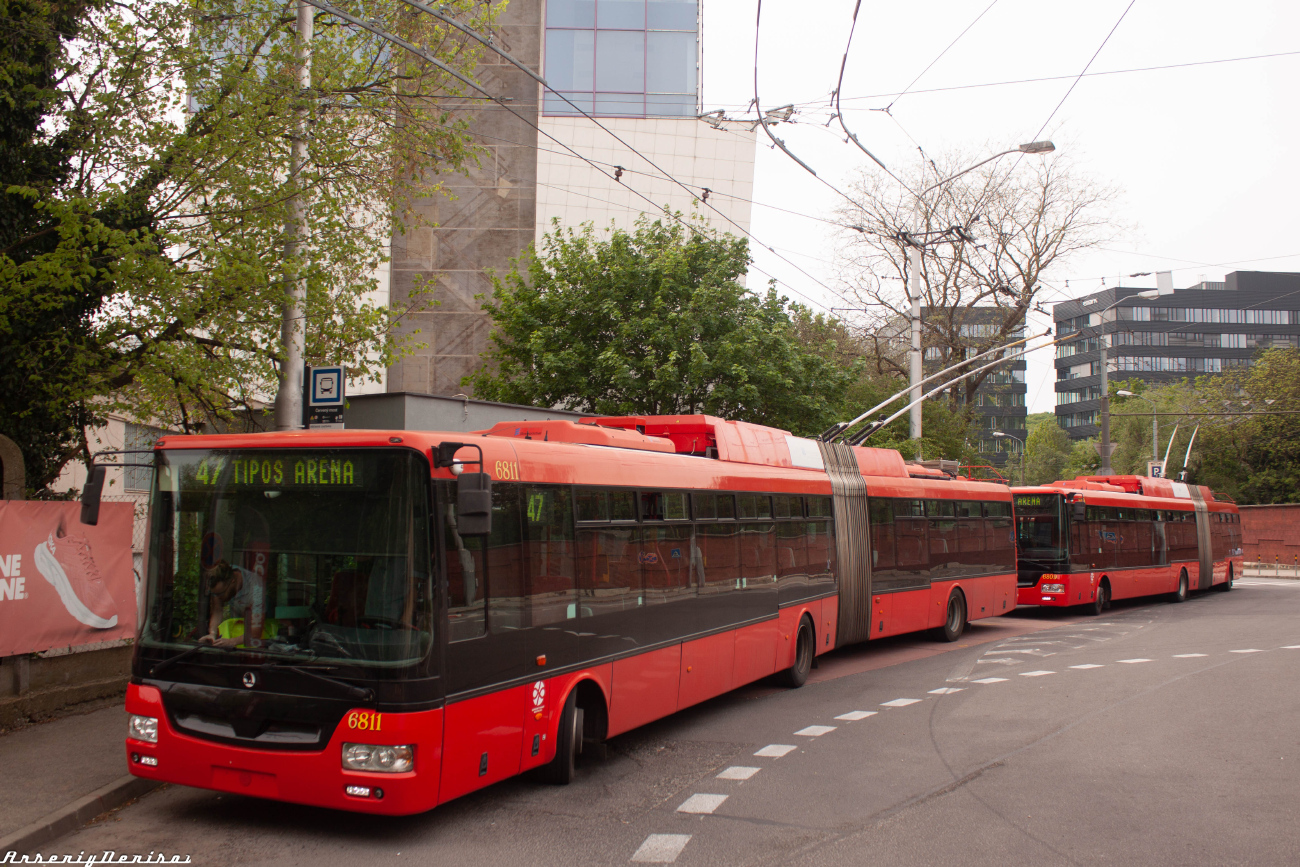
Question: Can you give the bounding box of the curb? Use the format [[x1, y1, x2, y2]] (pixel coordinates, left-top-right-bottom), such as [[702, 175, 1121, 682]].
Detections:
[[0, 775, 161, 856]]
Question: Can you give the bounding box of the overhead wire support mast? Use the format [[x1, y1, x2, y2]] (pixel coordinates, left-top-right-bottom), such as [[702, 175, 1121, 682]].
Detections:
[[396, 0, 861, 314]]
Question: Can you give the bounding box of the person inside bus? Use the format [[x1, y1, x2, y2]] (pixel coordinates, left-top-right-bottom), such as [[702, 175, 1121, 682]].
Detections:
[[198, 559, 270, 647]]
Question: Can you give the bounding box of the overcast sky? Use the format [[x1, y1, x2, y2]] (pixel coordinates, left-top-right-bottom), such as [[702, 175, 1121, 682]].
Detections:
[[698, 0, 1300, 414]]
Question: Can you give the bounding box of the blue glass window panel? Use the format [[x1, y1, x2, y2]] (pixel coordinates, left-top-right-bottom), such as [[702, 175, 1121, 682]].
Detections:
[[547, 0, 595, 28], [648, 0, 696, 30], [544, 29, 595, 91], [544, 91, 595, 116], [595, 30, 645, 92], [646, 93, 695, 117], [597, 0, 645, 29], [646, 30, 695, 94], [594, 93, 645, 117]]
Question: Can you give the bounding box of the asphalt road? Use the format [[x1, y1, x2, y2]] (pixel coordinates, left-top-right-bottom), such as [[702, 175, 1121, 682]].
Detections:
[[55, 578, 1300, 866]]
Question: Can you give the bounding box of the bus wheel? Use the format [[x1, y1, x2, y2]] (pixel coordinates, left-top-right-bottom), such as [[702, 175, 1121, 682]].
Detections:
[[780, 617, 814, 688], [542, 690, 583, 785], [932, 590, 966, 643], [1087, 582, 1108, 616], [1217, 564, 1234, 592], [1172, 570, 1189, 603]]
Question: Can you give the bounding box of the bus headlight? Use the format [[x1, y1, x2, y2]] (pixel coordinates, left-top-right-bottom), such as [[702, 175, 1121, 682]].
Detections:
[[1041, 583, 1066, 594], [342, 742, 413, 773], [128, 714, 158, 743]]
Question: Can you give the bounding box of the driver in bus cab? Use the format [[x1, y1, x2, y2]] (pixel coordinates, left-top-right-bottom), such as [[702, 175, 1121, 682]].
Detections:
[[199, 559, 265, 647]]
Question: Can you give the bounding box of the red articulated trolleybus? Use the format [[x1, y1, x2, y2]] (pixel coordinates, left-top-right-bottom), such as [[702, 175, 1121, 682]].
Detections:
[[1012, 474, 1243, 614], [109, 415, 1021, 815]]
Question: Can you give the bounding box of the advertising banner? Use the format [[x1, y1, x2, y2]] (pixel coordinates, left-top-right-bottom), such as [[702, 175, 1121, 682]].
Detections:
[[0, 501, 137, 656]]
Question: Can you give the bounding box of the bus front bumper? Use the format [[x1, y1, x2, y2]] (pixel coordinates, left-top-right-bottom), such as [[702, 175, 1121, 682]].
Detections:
[[1016, 573, 1096, 608], [124, 682, 443, 815]]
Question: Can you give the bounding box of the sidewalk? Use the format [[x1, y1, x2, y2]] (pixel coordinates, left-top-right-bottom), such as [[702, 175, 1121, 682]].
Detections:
[[0, 704, 158, 854]]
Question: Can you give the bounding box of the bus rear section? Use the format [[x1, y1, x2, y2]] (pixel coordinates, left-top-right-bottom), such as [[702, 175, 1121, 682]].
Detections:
[[1013, 476, 1243, 613]]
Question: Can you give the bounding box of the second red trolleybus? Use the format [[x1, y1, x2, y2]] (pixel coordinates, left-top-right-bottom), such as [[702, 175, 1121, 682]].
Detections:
[[1013, 474, 1243, 614], [105, 414, 1021, 815]]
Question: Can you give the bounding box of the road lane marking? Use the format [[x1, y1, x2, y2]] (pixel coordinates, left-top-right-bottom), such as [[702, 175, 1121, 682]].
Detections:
[[834, 711, 877, 721], [972, 677, 1008, 684], [1020, 670, 1055, 677], [1118, 658, 1152, 663], [1070, 664, 1104, 669], [1231, 649, 1265, 653], [754, 744, 796, 758], [677, 794, 728, 814], [880, 698, 922, 707], [716, 766, 760, 781], [928, 687, 964, 694], [794, 725, 837, 737], [1173, 653, 1207, 657], [1283, 645, 1300, 650], [632, 834, 692, 863], [977, 658, 1023, 665]]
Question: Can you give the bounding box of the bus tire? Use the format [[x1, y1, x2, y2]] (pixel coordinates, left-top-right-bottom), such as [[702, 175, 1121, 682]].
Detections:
[[542, 690, 583, 785], [780, 617, 814, 688], [1172, 570, 1189, 603], [1087, 581, 1108, 616], [932, 590, 966, 643]]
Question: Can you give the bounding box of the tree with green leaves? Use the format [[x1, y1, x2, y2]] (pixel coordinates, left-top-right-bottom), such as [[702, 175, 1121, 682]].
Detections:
[[2, 0, 484, 493], [468, 215, 860, 438]]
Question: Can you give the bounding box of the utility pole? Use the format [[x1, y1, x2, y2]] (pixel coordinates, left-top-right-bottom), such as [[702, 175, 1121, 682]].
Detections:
[[907, 245, 923, 446], [274, 0, 313, 431]]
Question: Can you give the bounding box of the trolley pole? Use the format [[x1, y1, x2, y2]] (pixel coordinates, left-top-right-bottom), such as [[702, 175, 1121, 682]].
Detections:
[[274, 0, 314, 431]]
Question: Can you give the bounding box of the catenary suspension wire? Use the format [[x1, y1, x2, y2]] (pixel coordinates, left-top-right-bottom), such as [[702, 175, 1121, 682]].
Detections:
[[304, 0, 855, 314], [883, 0, 1000, 113], [395, 0, 858, 310]]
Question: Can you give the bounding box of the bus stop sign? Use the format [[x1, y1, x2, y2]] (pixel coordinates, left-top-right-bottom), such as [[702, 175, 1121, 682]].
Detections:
[[304, 365, 345, 429]]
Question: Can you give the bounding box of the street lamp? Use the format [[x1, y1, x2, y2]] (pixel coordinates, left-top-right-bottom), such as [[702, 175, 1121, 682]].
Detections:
[[992, 431, 1025, 485], [1115, 389, 1159, 473], [920, 141, 1056, 195], [1094, 289, 1160, 475]]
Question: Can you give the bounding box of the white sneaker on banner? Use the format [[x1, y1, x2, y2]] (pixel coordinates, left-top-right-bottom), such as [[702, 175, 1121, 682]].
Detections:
[[35, 516, 118, 629]]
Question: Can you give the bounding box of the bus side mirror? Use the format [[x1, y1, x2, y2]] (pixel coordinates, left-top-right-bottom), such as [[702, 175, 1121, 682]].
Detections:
[[457, 472, 492, 535], [1072, 501, 1086, 522], [80, 465, 106, 526]]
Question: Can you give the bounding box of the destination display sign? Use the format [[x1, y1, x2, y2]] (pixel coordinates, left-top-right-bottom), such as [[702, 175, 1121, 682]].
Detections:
[[1013, 494, 1061, 514], [182, 452, 361, 491]]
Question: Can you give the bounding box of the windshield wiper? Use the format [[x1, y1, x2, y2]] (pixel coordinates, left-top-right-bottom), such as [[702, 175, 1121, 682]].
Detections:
[[260, 658, 375, 703], [149, 642, 235, 678]]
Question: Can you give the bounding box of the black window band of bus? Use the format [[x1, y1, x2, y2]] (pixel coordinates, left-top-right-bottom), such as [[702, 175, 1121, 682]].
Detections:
[[570, 488, 836, 524]]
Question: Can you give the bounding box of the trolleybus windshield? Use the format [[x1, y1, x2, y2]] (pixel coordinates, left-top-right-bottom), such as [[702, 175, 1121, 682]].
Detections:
[[1013, 493, 1068, 564], [141, 448, 433, 667]]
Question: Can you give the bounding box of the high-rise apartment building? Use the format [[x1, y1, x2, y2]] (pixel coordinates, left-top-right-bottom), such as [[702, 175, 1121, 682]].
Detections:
[[383, 0, 757, 397], [1053, 271, 1300, 438]]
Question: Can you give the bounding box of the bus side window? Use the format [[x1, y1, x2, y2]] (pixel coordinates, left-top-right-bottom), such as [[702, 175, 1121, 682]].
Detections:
[[487, 486, 526, 633], [523, 486, 576, 626], [443, 480, 487, 642]]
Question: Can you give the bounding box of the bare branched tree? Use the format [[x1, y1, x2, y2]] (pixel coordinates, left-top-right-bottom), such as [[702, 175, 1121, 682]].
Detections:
[[834, 152, 1118, 406]]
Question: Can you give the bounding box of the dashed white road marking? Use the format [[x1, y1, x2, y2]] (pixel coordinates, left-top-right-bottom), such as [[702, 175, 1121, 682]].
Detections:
[[1283, 645, 1300, 650], [794, 725, 836, 737], [928, 687, 964, 695], [754, 744, 796, 758], [1070, 664, 1105, 669], [1118, 658, 1152, 664], [632, 834, 692, 863], [977, 658, 1022, 665], [972, 677, 1008, 684], [1173, 653, 1207, 658], [880, 698, 922, 707], [677, 794, 728, 814], [1231, 649, 1265, 654], [716, 766, 760, 781], [834, 711, 877, 721], [1020, 670, 1055, 677]]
